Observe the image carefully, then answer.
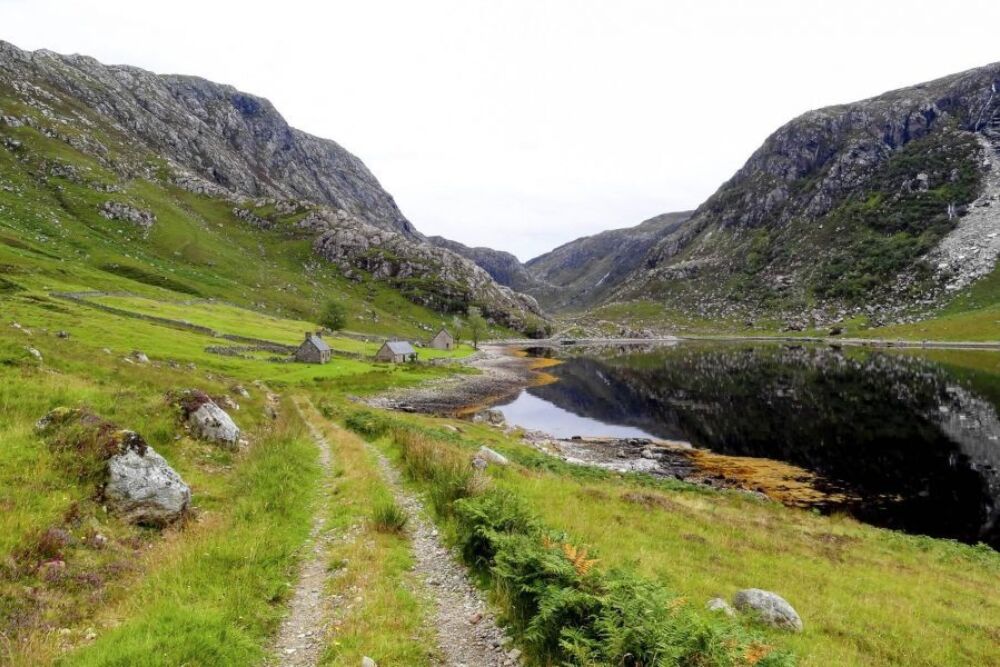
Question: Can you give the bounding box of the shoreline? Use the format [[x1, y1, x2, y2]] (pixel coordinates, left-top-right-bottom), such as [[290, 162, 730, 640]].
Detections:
[[365, 343, 544, 416], [367, 342, 847, 507]]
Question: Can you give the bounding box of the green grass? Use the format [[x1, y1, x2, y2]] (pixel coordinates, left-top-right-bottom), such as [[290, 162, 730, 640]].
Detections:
[[87, 294, 476, 360], [351, 410, 1000, 667], [0, 285, 445, 664], [64, 404, 319, 666]]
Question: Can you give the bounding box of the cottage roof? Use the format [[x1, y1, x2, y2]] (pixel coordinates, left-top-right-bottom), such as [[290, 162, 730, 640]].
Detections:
[[305, 335, 331, 353], [433, 328, 453, 339], [384, 340, 416, 355]]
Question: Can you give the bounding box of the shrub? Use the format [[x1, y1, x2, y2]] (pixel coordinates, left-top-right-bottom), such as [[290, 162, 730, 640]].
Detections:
[[369, 500, 408, 534], [319, 300, 347, 331], [344, 410, 394, 439]]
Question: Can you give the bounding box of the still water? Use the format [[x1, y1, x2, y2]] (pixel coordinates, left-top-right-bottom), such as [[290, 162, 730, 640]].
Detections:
[[493, 343, 1000, 547]]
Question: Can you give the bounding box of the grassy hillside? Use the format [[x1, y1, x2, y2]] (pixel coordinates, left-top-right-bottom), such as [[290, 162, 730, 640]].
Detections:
[[341, 409, 1000, 667]]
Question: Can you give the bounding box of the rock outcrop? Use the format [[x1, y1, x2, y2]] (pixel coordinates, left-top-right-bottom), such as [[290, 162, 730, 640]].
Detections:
[[307, 210, 544, 329], [524, 211, 693, 310], [427, 236, 545, 294], [0, 40, 546, 331], [0, 40, 415, 236]]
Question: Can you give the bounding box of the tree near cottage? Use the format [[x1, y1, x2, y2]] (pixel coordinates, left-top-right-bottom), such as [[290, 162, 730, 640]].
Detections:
[[466, 306, 487, 350], [320, 300, 347, 332]]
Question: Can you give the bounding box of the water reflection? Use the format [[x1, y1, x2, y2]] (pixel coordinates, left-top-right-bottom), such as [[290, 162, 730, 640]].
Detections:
[[496, 343, 1000, 547]]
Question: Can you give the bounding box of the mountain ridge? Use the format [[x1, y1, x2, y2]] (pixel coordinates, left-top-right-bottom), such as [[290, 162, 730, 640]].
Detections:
[[0, 40, 544, 330]]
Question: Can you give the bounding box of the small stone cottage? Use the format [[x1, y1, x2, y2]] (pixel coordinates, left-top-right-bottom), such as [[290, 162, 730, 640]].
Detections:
[[295, 331, 332, 364], [429, 328, 455, 350], [375, 340, 417, 363]]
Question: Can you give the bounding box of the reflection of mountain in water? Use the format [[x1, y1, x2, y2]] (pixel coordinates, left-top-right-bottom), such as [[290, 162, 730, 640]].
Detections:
[[529, 345, 1000, 546]]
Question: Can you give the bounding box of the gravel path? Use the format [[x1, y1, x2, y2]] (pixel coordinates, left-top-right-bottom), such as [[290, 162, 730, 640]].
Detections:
[[271, 399, 337, 667], [366, 446, 521, 666]]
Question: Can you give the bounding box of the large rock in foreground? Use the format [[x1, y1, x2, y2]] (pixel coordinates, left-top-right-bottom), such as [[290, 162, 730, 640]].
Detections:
[[732, 588, 803, 632], [35, 408, 191, 527], [104, 431, 191, 526]]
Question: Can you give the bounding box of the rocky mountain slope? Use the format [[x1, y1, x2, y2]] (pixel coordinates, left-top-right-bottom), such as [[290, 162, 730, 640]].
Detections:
[[430, 212, 693, 312], [608, 62, 1000, 325], [427, 235, 544, 294], [0, 41, 543, 330], [524, 211, 692, 310]]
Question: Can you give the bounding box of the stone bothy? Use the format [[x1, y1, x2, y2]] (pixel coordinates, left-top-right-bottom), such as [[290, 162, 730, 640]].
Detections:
[[295, 331, 332, 364], [429, 328, 455, 350], [375, 340, 418, 363]]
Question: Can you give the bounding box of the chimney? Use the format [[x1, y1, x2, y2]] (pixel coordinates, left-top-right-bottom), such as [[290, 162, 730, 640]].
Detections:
[[315, 330, 323, 338], [304, 332, 311, 341]]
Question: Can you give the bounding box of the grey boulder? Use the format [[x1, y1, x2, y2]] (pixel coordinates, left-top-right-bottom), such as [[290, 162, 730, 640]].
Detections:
[[104, 432, 190, 526], [188, 401, 241, 448], [476, 446, 509, 466], [732, 588, 803, 632]]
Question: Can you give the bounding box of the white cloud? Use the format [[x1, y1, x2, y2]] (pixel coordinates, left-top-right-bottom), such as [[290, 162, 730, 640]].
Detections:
[[3, 0, 1000, 259]]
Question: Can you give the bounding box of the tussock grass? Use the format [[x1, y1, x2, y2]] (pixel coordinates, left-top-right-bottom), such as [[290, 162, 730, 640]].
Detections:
[[369, 500, 408, 534]]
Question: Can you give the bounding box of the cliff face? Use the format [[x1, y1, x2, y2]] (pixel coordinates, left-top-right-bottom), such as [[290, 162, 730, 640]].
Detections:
[[0, 41, 415, 235], [0, 41, 545, 328], [613, 62, 1000, 323]]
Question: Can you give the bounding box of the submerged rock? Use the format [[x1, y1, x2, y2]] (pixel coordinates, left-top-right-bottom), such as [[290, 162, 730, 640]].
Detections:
[[732, 588, 803, 632], [474, 408, 506, 426], [104, 431, 190, 526]]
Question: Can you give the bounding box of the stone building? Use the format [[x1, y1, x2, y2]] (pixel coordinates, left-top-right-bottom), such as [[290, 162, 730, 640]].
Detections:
[[295, 331, 331, 364], [375, 340, 417, 363], [429, 328, 455, 350]]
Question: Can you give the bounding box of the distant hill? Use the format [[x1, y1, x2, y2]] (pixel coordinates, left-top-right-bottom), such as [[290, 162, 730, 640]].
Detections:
[[524, 211, 693, 310]]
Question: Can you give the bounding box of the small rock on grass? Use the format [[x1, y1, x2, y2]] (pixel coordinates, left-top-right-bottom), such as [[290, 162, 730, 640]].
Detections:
[[706, 597, 735, 617], [105, 430, 191, 526], [362, 657, 377, 667], [476, 446, 509, 466], [732, 588, 803, 632]]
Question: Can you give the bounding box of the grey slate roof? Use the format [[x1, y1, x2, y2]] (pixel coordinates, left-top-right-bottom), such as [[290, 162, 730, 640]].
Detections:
[[306, 335, 331, 352], [384, 340, 416, 355]]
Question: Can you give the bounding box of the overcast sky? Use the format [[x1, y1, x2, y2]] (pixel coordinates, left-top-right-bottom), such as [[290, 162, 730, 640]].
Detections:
[[3, 0, 1000, 259]]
